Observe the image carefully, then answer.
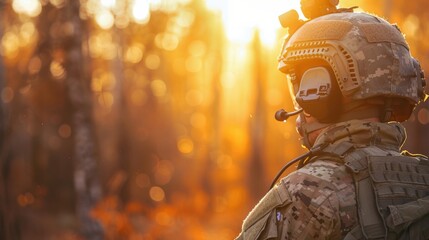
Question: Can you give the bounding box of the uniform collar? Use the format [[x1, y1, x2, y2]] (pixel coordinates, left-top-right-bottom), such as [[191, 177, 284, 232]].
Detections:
[[313, 120, 406, 151]]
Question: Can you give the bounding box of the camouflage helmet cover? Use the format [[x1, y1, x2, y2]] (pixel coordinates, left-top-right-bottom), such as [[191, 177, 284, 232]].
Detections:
[[278, 12, 426, 111]]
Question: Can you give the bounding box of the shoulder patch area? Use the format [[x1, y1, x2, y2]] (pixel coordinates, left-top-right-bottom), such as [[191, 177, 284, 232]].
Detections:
[[240, 184, 291, 239]]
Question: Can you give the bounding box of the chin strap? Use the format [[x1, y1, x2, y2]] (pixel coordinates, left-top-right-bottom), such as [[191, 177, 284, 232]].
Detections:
[[269, 142, 330, 189]]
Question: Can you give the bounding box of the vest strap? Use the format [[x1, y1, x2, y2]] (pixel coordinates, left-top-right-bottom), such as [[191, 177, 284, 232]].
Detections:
[[356, 177, 386, 239]]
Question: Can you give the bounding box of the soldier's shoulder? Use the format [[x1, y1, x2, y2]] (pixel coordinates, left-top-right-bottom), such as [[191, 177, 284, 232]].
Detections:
[[285, 158, 352, 184], [273, 159, 356, 239], [281, 158, 354, 200]]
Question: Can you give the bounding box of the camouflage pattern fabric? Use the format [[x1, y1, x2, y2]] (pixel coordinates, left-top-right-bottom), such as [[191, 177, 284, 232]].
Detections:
[[274, 160, 356, 239], [237, 120, 407, 240]]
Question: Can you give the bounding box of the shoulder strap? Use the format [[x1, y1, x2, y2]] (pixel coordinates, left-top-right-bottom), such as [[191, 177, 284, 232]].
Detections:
[[300, 141, 355, 167], [354, 173, 386, 239], [342, 148, 388, 240]]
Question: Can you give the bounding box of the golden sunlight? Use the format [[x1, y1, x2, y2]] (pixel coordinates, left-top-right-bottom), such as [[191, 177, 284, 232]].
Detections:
[[100, 0, 116, 8], [12, 0, 42, 17], [205, 0, 302, 44], [95, 9, 115, 29], [132, 0, 151, 24]]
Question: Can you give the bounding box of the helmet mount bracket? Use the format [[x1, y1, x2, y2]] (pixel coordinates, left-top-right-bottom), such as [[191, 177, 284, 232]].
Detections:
[[278, 0, 357, 35]]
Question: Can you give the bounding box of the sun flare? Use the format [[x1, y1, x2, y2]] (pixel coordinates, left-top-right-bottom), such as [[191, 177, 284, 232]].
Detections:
[[205, 0, 302, 44]]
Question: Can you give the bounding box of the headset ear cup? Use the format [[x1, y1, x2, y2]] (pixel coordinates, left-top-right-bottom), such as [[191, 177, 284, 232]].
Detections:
[[295, 67, 342, 122]]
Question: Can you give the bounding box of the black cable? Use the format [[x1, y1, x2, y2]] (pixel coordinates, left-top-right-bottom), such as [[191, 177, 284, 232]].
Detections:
[[269, 143, 330, 190], [269, 152, 311, 190]]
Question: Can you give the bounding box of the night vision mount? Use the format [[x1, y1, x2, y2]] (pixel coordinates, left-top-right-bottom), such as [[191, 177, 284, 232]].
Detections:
[[278, 0, 356, 34]]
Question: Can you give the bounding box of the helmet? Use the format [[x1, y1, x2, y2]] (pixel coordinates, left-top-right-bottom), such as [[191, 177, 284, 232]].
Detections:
[[278, 12, 426, 123]]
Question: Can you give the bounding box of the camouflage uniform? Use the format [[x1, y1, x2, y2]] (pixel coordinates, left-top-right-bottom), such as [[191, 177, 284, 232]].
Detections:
[[237, 120, 407, 240]]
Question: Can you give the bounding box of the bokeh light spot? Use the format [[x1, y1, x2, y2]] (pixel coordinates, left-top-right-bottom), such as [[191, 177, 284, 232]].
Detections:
[[125, 44, 144, 63], [12, 0, 42, 17], [91, 77, 102, 92], [417, 108, 429, 125], [50, 61, 66, 80], [92, 72, 111, 91], [17, 192, 35, 207], [28, 57, 42, 74], [145, 54, 161, 70], [149, 186, 165, 202], [96, 10, 115, 29], [150, 79, 167, 97], [20, 22, 37, 46], [115, 15, 130, 29], [1, 87, 14, 103], [176, 9, 195, 28], [50, 0, 66, 8], [154, 160, 174, 185], [58, 124, 72, 138], [177, 137, 194, 154], [132, 0, 151, 24], [100, 0, 116, 8], [98, 92, 114, 108], [1, 32, 20, 57], [88, 32, 117, 59], [155, 33, 179, 51]]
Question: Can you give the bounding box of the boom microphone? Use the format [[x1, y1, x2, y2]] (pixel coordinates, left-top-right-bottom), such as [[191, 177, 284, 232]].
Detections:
[[275, 108, 303, 122]]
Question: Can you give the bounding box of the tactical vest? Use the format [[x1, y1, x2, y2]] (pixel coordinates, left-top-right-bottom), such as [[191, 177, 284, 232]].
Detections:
[[236, 142, 429, 240], [318, 142, 429, 240]]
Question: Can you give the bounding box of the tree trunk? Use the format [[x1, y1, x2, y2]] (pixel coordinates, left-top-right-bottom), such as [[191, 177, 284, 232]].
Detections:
[[0, 3, 20, 239], [0, 34, 16, 240], [63, 2, 104, 239], [249, 30, 267, 200]]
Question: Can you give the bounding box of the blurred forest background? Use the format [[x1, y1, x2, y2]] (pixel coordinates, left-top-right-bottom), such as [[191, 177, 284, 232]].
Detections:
[[0, 0, 428, 239]]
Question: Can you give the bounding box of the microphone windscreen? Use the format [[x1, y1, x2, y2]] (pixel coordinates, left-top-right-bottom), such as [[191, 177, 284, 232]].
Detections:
[[275, 109, 287, 121]]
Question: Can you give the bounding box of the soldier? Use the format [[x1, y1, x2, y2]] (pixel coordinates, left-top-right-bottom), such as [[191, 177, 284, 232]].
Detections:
[[236, 2, 429, 240]]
